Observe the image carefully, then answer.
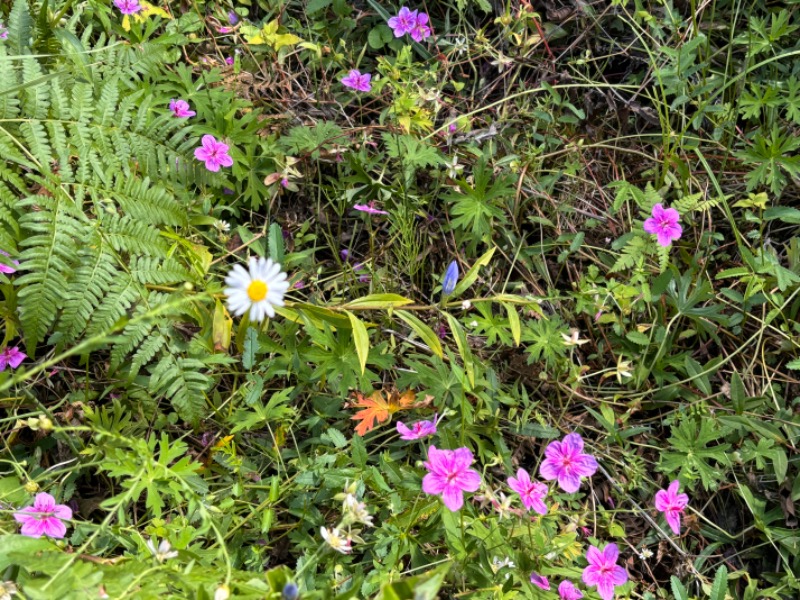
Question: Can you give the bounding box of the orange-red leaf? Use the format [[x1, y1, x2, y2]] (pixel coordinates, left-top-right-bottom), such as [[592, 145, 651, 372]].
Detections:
[[348, 389, 420, 435]]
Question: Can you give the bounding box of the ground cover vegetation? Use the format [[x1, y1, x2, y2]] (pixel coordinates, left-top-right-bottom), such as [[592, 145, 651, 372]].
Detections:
[[0, 0, 799, 598]]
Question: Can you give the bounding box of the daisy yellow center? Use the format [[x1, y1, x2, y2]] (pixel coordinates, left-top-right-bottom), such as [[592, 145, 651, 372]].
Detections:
[[247, 280, 268, 302]]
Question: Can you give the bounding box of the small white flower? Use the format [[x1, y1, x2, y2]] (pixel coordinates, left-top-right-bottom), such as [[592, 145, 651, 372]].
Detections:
[[214, 585, 231, 600], [561, 329, 589, 347], [343, 494, 373, 527], [224, 257, 290, 322], [616, 359, 634, 383], [214, 219, 230, 232], [638, 548, 654, 561], [461, 300, 472, 310], [469, 320, 478, 328], [0, 581, 18, 600], [320, 527, 352, 554], [146, 538, 178, 562], [446, 155, 464, 179], [491, 556, 515, 573]]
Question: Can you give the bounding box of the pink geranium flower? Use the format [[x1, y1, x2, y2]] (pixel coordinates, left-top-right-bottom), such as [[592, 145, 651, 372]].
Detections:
[[581, 543, 628, 600], [194, 135, 234, 172], [114, 0, 142, 15], [422, 446, 481, 511], [558, 581, 584, 600], [643, 203, 682, 247], [530, 573, 550, 590], [14, 493, 72, 539], [387, 7, 418, 37], [654, 480, 689, 535], [341, 69, 372, 92], [396, 415, 439, 440], [539, 433, 598, 493], [0, 346, 26, 371], [0, 21, 8, 40], [410, 12, 431, 42], [169, 99, 196, 118], [507, 469, 548, 514], [353, 202, 389, 215]]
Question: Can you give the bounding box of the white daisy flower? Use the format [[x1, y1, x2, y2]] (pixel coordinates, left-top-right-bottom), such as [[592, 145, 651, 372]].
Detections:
[[320, 527, 352, 554], [224, 257, 290, 322]]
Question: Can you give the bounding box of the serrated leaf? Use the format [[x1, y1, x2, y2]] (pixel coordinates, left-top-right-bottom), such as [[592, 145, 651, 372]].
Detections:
[[626, 330, 651, 346], [670, 576, 689, 600], [709, 565, 728, 600]]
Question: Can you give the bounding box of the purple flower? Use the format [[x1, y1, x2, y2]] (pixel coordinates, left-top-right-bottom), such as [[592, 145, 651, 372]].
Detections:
[[225, 56, 234, 65], [0, 21, 8, 40], [558, 581, 584, 600], [358, 275, 371, 283], [113, 0, 142, 15], [410, 12, 431, 42], [654, 480, 689, 535], [387, 7, 418, 37], [530, 573, 550, 590], [341, 69, 372, 92], [14, 493, 72, 539], [507, 469, 548, 514], [442, 260, 459, 295], [0, 346, 26, 371], [340, 249, 350, 261], [396, 415, 439, 440], [194, 135, 234, 172], [353, 202, 388, 215], [228, 11, 239, 25], [218, 26, 233, 33], [169, 99, 196, 118], [293, 280, 305, 289], [643, 203, 682, 247], [539, 433, 598, 493], [582, 543, 628, 600], [422, 446, 481, 511], [280, 178, 289, 188]]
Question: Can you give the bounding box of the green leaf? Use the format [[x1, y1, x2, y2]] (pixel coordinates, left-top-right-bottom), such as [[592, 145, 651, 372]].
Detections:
[[395, 309, 443, 358], [344, 293, 413, 310], [346, 310, 370, 375], [764, 206, 800, 224], [243, 326, 259, 369], [445, 312, 474, 388], [451, 246, 495, 298], [709, 565, 728, 600], [772, 447, 788, 484], [504, 302, 521, 346], [306, 0, 333, 14], [269, 222, 285, 263], [670, 576, 689, 600], [626, 330, 651, 346], [730, 371, 746, 415]]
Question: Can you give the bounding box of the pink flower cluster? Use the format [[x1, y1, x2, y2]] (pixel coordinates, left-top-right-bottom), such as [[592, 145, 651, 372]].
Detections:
[[387, 6, 431, 42]]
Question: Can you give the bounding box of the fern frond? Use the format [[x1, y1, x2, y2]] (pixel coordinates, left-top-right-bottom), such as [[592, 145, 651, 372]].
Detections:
[[55, 237, 118, 344], [84, 276, 141, 338], [100, 214, 169, 257], [610, 236, 648, 273], [130, 256, 191, 285], [15, 194, 85, 351], [148, 355, 211, 424]]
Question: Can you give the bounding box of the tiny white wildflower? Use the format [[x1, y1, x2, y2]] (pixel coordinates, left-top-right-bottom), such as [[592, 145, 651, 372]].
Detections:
[[461, 300, 471, 310], [561, 329, 589, 347], [214, 585, 230, 600], [343, 494, 373, 527], [0, 581, 18, 600], [146, 538, 178, 562], [224, 257, 290, 322], [638, 548, 654, 560], [214, 219, 230, 232], [320, 527, 352, 554]]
